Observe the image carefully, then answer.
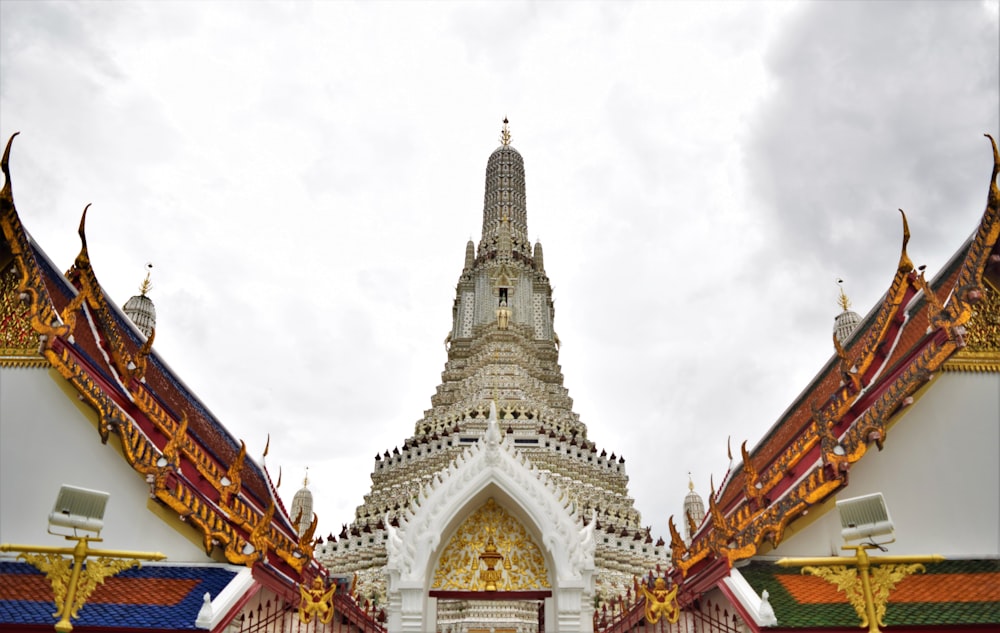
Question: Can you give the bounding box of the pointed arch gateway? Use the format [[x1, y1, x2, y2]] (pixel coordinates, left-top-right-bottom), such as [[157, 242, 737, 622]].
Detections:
[[385, 404, 597, 632]]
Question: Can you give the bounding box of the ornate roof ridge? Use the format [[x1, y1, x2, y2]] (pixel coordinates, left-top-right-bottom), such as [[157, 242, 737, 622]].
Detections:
[[0, 135, 320, 588], [670, 135, 1000, 583]]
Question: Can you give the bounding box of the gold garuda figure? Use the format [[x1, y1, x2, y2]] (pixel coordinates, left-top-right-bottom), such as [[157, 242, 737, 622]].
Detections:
[[640, 577, 680, 624], [298, 576, 336, 624]]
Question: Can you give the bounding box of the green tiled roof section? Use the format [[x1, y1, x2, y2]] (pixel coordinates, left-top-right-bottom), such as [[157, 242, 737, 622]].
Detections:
[[737, 558, 1000, 628], [739, 562, 856, 628]]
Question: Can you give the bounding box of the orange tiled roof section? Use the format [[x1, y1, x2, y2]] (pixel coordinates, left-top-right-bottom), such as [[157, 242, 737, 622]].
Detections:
[[779, 571, 1000, 604], [0, 572, 199, 606]]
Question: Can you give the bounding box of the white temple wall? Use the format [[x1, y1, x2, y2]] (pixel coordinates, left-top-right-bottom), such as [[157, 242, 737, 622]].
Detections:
[[767, 370, 1000, 559], [0, 366, 214, 561]]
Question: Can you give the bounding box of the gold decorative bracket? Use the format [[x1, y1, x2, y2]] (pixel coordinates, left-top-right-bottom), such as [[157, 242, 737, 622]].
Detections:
[[1, 536, 166, 632], [777, 544, 943, 632]]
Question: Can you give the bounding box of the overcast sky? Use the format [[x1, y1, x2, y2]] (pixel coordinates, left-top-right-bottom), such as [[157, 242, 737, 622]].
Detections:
[[1, 1, 997, 544]]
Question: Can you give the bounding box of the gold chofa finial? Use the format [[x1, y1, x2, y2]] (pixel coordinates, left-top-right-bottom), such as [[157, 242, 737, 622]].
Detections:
[[837, 278, 851, 311], [139, 263, 153, 296], [500, 117, 511, 146]]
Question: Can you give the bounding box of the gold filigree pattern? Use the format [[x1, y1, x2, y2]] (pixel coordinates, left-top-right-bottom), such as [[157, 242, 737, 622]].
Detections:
[[0, 262, 41, 359], [799, 561, 927, 631], [960, 285, 999, 353], [69, 557, 142, 619], [432, 498, 549, 591], [802, 565, 867, 625], [18, 552, 72, 616], [868, 564, 926, 627]]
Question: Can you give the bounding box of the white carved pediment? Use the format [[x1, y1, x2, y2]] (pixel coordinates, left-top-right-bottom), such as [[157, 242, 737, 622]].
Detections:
[[387, 402, 594, 586]]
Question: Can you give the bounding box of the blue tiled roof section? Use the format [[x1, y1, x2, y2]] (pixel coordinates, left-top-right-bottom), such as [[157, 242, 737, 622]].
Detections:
[[0, 561, 239, 630]]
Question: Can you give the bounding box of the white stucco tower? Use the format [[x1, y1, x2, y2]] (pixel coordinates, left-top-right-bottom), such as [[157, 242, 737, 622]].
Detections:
[[318, 121, 663, 632]]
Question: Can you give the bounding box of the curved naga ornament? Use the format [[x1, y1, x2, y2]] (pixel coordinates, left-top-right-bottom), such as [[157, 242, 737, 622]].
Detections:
[[640, 577, 680, 624]]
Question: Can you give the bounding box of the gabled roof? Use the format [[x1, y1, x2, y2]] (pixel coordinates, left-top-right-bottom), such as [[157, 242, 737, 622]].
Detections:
[[0, 561, 241, 631], [0, 134, 322, 596], [667, 136, 1000, 592], [737, 559, 1000, 629]]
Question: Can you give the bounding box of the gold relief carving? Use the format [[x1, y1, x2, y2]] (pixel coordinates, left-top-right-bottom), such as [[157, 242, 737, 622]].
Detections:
[[0, 262, 41, 358], [431, 497, 549, 591], [478, 536, 504, 590], [639, 578, 679, 625], [299, 576, 336, 624], [960, 285, 999, 353]]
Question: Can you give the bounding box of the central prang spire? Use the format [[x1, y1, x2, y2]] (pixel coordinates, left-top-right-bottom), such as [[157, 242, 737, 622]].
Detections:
[[479, 118, 530, 259], [318, 126, 666, 628]]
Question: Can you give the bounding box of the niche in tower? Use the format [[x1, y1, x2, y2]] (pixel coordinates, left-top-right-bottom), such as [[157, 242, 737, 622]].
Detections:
[[492, 265, 516, 331]]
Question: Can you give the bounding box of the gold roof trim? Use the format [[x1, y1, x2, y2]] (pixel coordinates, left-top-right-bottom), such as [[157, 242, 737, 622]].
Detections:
[[942, 351, 1000, 373]]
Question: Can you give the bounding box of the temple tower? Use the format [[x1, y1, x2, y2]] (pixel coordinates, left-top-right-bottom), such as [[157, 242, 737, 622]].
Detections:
[[318, 121, 663, 632], [122, 265, 156, 338]]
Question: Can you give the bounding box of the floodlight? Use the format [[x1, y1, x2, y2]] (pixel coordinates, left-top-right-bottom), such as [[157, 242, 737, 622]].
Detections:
[[837, 492, 893, 542], [48, 485, 109, 536]]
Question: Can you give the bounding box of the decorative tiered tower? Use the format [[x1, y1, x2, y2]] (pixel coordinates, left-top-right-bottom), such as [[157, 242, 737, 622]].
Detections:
[[318, 120, 663, 632]]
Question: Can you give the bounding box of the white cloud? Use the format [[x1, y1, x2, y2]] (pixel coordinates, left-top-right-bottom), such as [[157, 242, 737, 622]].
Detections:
[[1, 0, 996, 545]]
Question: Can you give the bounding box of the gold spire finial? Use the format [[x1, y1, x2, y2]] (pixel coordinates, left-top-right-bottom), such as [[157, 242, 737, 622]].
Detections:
[[139, 263, 153, 296], [837, 279, 851, 311], [688, 472, 695, 492], [500, 117, 511, 146], [303, 466, 309, 488]]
